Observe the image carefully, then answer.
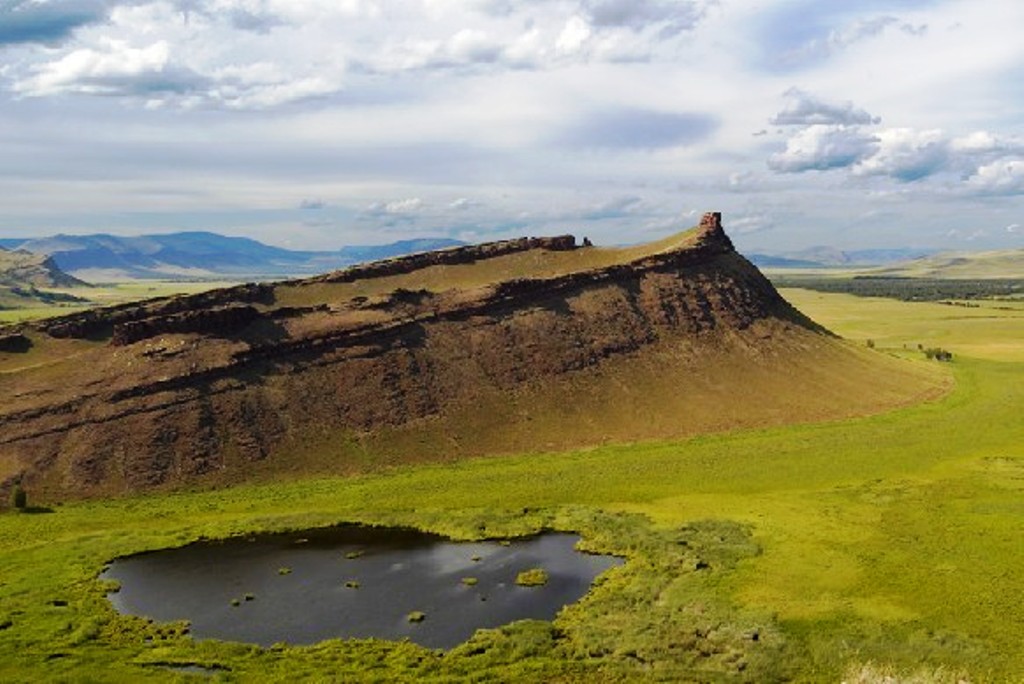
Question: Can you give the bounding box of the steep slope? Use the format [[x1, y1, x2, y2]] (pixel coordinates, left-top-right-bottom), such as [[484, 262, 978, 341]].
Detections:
[[0, 214, 947, 501], [0, 248, 88, 289], [0, 248, 90, 311]]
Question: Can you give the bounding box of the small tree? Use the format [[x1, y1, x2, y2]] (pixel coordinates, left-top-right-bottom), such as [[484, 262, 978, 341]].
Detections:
[[11, 484, 27, 511]]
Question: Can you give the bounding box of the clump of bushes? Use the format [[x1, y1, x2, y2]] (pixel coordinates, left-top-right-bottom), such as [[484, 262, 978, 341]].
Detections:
[[923, 347, 953, 361], [515, 568, 549, 587], [344, 580, 360, 589], [461, 577, 478, 586], [407, 611, 426, 623], [277, 567, 292, 576]]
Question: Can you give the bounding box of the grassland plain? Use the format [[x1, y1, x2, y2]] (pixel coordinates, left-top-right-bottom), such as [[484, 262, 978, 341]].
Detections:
[[0, 291, 1022, 682], [0, 281, 241, 324]]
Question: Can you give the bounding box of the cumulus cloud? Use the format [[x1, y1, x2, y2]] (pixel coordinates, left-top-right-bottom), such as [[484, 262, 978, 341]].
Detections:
[[771, 88, 880, 127], [13, 39, 209, 98], [767, 124, 878, 173], [966, 159, 1024, 195], [852, 128, 948, 181], [768, 121, 1024, 187], [2, 0, 714, 110], [766, 86, 1024, 193]]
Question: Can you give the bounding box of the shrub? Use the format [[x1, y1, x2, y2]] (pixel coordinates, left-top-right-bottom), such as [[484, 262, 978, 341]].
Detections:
[[407, 611, 426, 623], [923, 347, 953, 362], [515, 568, 549, 587]]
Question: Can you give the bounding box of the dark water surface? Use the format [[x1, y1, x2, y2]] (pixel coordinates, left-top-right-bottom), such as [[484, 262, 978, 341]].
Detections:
[[102, 527, 621, 649]]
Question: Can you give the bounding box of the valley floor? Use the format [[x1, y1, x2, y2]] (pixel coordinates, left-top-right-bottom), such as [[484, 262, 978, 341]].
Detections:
[[1, 291, 1022, 682]]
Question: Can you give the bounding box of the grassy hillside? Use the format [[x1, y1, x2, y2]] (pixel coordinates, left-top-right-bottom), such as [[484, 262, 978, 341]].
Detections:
[[1, 220, 950, 501], [0, 280, 242, 324], [0, 248, 85, 289], [0, 248, 90, 311], [0, 292, 1021, 681], [868, 248, 1024, 279]]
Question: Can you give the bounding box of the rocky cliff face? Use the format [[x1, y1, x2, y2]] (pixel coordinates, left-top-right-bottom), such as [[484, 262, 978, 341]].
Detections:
[[0, 214, 836, 500]]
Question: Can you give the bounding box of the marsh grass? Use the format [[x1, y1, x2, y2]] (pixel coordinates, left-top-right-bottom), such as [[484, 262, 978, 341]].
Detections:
[[0, 293, 1022, 681], [514, 569, 548, 587]]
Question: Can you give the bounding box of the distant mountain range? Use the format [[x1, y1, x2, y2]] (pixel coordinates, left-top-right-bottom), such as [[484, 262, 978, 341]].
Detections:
[[867, 248, 1024, 279], [748, 246, 938, 269], [0, 232, 465, 281]]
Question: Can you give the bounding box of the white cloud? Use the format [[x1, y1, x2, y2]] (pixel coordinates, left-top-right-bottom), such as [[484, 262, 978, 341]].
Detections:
[[556, 16, 592, 55], [767, 125, 878, 173], [728, 213, 775, 235], [771, 88, 880, 127], [852, 128, 948, 181], [967, 159, 1024, 195], [12, 39, 209, 98], [369, 197, 425, 214], [3, 0, 1024, 253]]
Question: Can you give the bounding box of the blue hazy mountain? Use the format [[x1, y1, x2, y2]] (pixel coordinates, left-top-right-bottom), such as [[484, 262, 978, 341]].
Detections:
[[0, 232, 465, 279], [749, 246, 938, 269]]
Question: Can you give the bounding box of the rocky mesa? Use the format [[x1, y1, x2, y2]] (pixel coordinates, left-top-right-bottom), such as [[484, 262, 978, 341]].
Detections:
[[0, 213, 946, 501]]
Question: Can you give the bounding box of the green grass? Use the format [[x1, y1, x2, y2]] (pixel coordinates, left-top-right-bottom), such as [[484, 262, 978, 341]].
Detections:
[[0, 280, 242, 324], [515, 569, 549, 587], [1, 291, 1022, 681]]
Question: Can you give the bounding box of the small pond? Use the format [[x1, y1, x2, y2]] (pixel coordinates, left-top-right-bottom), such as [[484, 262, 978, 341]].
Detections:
[[102, 526, 621, 649]]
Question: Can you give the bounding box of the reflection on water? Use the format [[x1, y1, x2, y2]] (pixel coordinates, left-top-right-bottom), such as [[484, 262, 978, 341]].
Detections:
[[102, 526, 621, 649]]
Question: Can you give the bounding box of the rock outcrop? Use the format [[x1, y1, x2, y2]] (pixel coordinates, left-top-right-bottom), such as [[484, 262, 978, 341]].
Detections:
[[0, 213, 864, 502]]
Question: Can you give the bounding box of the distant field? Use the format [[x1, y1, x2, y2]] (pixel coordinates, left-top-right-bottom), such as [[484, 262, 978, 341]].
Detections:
[[870, 248, 1024, 279], [0, 280, 243, 324], [1, 291, 1022, 681], [770, 275, 1024, 302]]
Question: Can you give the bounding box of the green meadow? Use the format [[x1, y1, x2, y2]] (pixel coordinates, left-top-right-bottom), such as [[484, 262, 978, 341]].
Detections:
[[0, 281, 242, 324], [1, 290, 1022, 682]]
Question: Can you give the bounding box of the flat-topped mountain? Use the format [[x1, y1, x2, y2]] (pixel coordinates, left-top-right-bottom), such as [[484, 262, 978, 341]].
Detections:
[[0, 213, 945, 501]]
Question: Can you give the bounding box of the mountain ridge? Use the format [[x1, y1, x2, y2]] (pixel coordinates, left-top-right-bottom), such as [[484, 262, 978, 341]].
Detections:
[[0, 213, 946, 502], [1, 232, 465, 280]]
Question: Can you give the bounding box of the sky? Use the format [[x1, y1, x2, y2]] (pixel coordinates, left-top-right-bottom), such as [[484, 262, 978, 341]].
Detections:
[[1, 0, 1024, 253]]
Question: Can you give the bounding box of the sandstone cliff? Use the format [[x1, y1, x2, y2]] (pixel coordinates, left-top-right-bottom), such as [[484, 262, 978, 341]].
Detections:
[[0, 214, 943, 501]]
